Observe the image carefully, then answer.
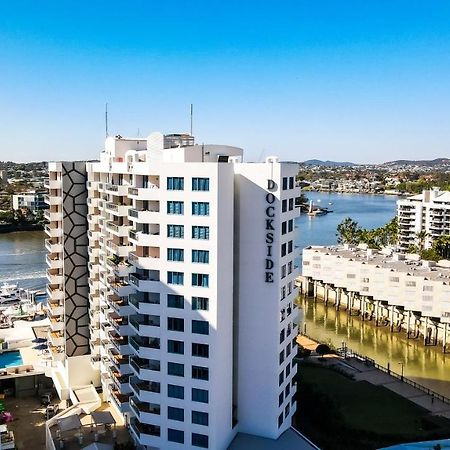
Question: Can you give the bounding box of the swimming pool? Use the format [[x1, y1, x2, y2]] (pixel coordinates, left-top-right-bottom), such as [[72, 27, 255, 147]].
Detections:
[[0, 351, 23, 368]]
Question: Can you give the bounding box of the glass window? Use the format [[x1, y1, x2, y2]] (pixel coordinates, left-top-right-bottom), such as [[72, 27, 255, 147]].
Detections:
[[168, 317, 184, 332], [288, 240, 293, 253], [168, 294, 184, 309], [192, 297, 209, 311], [192, 343, 209, 358], [167, 248, 184, 262], [168, 384, 184, 399], [192, 388, 209, 403], [192, 433, 209, 448], [282, 177, 288, 190], [168, 340, 184, 355], [192, 226, 209, 240], [278, 413, 283, 428], [168, 428, 184, 444], [192, 411, 209, 426], [168, 362, 184, 377], [192, 273, 209, 287], [167, 224, 184, 238], [282, 199, 287, 212], [289, 198, 294, 211], [192, 178, 209, 191], [281, 243, 287, 257], [282, 221, 287, 235], [289, 177, 294, 189], [192, 250, 209, 264], [192, 365, 209, 381], [192, 320, 209, 335], [168, 406, 184, 421], [279, 392, 284, 406], [167, 177, 184, 190], [288, 219, 294, 232], [168, 271, 184, 285], [167, 201, 184, 215], [192, 202, 210, 216]]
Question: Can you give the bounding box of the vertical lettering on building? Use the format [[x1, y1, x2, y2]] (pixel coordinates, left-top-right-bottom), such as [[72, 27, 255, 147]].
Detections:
[[265, 179, 276, 282]]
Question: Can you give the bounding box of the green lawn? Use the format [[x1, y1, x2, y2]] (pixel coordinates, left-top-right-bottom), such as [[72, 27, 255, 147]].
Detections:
[[294, 363, 450, 450]]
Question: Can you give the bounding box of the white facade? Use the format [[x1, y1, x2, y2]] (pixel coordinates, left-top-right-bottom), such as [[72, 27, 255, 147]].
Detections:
[[45, 132, 301, 450], [397, 188, 450, 250], [12, 191, 46, 212], [302, 245, 450, 324]]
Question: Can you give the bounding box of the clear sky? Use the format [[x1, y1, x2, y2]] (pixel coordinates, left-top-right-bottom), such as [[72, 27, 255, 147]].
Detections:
[[1, 1, 450, 163]]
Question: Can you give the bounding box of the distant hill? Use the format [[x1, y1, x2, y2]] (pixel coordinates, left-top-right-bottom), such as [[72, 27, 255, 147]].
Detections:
[[381, 158, 450, 167], [301, 159, 358, 167]]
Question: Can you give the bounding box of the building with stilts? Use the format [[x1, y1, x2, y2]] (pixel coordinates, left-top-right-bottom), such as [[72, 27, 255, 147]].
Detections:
[[299, 245, 450, 353]]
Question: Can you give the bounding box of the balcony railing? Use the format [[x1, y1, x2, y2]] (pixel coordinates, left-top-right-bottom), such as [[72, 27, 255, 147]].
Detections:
[[130, 379, 161, 395]]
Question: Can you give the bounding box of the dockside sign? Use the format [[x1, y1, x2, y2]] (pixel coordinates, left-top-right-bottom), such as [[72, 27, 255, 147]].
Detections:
[[265, 179, 276, 283]]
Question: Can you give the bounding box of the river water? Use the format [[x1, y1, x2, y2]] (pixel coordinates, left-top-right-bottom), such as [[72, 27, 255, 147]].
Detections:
[[296, 191, 450, 397], [0, 192, 449, 395]]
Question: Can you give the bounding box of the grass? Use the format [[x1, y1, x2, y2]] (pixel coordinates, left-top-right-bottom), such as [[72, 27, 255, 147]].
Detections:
[[294, 363, 450, 450]]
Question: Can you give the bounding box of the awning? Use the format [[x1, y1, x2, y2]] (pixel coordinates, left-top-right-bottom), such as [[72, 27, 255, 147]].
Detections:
[[57, 414, 82, 433]]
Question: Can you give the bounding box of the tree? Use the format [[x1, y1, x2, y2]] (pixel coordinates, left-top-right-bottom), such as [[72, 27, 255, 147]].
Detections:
[[415, 231, 429, 252], [315, 343, 331, 359], [336, 218, 362, 245], [433, 235, 450, 260]]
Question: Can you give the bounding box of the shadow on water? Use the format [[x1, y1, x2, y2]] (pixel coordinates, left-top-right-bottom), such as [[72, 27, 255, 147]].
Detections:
[[300, 296, 450, 398]]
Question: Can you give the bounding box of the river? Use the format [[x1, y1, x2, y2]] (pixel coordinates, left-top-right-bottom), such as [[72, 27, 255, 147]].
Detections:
[[1, 192, 449, 396]]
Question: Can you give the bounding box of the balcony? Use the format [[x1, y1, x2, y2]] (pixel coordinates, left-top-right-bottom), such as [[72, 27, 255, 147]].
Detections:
[[49, 345, 65, 362], [46, 254, 62, 270], [130, 380, 161, 404], [108, 331, 130, 355], [105, 183, 129, 196], [106, 221, 132, 237], [44, 179, 61, 189], [129, 292, 160, 314], [110, 387, 131, 413], [45, 224, 63, 238], [128, 209, 159, 223], [130, 397, 160, 422], [47, 285, 64, 301], [129, 315, 160, 336], [130, 335, 160, 359], [128, 252, 160, 270], [106, 294, 131, 315], [44, 194, 62, 206], [128, 185, 160, 200], [110, 278, 134, 297], [87, 214, 99, 225], [49, 317, 64, 332], [128, 230, 160, 247], [45, 238, 62, 254], [128, 273, 160, 291], [109, 368, 131, 391], [130, 356, 160, 379], [105, 203, 129, 217], [87, 180, 99, 190], [48, 331, 64, 347], [130, 419, 160, 441], [47, 269, 63, 285], [107, 312, 129, 335], [47, 299, 63, 317], [106, 240, 133, 258], [106, 258, 133, 277], [108, 348, 130, 372], [44, 209, 63, 222]]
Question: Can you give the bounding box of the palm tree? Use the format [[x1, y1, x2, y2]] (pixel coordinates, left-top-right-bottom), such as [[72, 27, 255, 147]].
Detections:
[[415, 230, 429, 252]]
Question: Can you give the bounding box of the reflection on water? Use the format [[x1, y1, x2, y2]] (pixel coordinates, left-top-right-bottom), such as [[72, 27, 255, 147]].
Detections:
[[301, 297, 450, 398]]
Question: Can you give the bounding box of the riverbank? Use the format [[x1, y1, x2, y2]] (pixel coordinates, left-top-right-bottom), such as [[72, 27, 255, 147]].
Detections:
[[0, 223, 44, 234]]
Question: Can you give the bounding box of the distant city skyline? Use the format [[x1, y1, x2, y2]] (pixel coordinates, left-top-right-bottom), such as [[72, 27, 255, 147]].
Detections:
[[1, 1, 450, 163]]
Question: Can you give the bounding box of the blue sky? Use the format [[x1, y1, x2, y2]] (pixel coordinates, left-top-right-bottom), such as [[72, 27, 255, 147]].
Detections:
[[1, 1, 450, 163]]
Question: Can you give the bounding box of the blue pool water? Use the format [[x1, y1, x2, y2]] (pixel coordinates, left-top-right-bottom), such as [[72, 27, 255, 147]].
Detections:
[[0, 351, 23, 368]]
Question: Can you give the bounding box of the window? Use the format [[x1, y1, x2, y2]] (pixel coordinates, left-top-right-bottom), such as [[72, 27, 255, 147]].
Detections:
[[192, 297, 209, 311], [192, 178, 209, 191], [286, 343, 291, 357], [281, 265, 286, 279], [168, 384, 184, 399], [168, 406, 184, 421], [288, 240, 293, 253], [287, 261, 292, 274], [167, 248, 184, 262], [168, 317, 184, 332], [192, 226, 209, 240], [282, 221, 287, 235], [192, 433, 209, 448], [279, 371, 284, 386], [192, 388, 209, 403], [285, 403, 290, 418], [168, 271, 184, 285], [423, 285, 433, 292], [192, 273, 209, 287], [167, 177, 184, 190], [278, 413, 283, 428], [192, 320, 209, 335], [167, 201, 184, 215], [192, 411, 209, 426], [192, 365, 209, 381], [280, 329, 285, 344], [282, 199, 287, 213], [168, 428, 184, 444], [285, 363, 291, 377], [405, 281, 416, 287], [282, 177, 288, 190], [285, 383, 291, 397], [192, 250, 209, 264], [168, 340, 184, 354], [289, 177, 294, 189], [168, 362, 184, 377], [192, 202, 210, 216], [279, 392, 284, 406], [168, 294, 184, 309], [167, 224, 184, 238], [192, 343, 209, 358], [288, 219, 294, 232], [279, 350, 285, 364], [281, 244, 287, 257], [288, 198, 294, 211]]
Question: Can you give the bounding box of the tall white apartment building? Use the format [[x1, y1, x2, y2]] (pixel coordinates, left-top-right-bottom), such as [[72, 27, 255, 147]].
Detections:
[[397, 188, 450, 251], [45, 132, 300, 450]]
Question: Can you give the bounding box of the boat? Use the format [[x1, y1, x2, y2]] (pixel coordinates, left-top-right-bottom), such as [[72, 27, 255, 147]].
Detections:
[[307, 200, 332, 217], [0, 283, 34, 310]]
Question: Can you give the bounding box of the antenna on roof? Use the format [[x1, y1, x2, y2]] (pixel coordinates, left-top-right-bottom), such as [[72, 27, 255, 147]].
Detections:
[[105, 103, 109, 138], [190, 104, 193, 136]]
